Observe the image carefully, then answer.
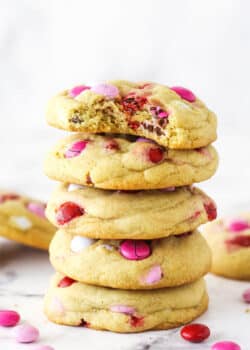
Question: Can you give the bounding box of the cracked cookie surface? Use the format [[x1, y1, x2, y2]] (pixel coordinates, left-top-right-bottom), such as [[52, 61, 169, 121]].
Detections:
[[44, 133, 218, 190], [46, 80, 217, 149], [203, 214, 250, 280], [0, 190, 55, 250], [45, 184, 217, 239], [44, 274, 208, 333], [50, 229, 211, 289]]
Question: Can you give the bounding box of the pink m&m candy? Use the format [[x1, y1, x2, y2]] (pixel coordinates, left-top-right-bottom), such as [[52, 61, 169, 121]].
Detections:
[[142, 265, 163, 285], [31, 346, 54, 350], [64, 140, 89, 158], [0, 310, 20, 327], [13, 324, 39, 343], [227, 219, 249, 232], [242, 288, 250, 303], [150, 106, 169, 119], [136, 137, 155, 143], [91, 83, 119, 99], [27, 202, 46, 218], [160, 187, 176, 192], [120, 240, 151, 260], [69, 85, 90, 98], [211, 341, 241, 350], [171, 86, 196, 102], [110, 305, 136, 315]]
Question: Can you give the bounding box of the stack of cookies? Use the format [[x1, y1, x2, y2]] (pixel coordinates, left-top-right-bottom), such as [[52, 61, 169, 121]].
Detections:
[[43, 81, 218, 332]]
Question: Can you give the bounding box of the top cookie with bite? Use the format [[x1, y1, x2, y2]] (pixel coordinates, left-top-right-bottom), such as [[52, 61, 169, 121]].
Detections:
[[46, 80, 217, 149]]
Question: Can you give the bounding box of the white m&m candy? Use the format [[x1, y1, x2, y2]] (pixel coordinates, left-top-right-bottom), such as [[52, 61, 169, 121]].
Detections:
[[10, 216, 32, 230], [70, 236, 95, 253]]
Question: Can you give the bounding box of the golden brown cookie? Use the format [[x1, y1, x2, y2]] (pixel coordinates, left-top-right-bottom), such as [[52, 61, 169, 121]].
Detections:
[[46, 80, 217, 149], [44, 133, 218, 190], [45, 184, 217, 239], [44, 273, 208, 333], [203, 214, 250, 280], [49, 229, 211, 289], [0, 190, 55, 250]]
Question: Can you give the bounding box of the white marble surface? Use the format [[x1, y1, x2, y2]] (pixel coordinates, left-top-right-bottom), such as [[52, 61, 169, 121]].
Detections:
[[1, 0, 250, 349]]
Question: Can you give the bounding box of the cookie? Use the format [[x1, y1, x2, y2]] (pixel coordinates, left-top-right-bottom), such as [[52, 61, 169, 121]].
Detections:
[[202, 214, 250, 280], [44, 274, 208, 333], [44, 133, 218, 190], [46, 80, 217, 149], [45, 184, 217, 239], [50, 229, 211, 289], [0, 190, 55, 250]]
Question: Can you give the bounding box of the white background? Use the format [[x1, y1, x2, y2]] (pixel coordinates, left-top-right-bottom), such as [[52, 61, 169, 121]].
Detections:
[[0, 1, 250, 349], [0, 0, 249, 212]]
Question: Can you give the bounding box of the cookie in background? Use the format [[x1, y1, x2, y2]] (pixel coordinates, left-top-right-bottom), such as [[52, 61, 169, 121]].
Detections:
[[202, 214, 250, 280], [0, 190, 55, 250]]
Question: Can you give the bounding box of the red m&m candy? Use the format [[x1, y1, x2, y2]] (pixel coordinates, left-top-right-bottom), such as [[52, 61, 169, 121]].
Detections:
[[56, 202, 84, 225], [58, 276, 76, 288], [180, 323, 210, 343], [148, 147, 164, 163], [204, 201, 217, 221]]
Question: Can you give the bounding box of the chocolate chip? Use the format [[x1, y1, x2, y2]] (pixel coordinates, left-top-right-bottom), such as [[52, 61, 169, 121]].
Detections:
[[155, 126, 164, 136], [79, 319, 90, 327], [125, 98, 134, 103], [142, 122, 153, 132], [86, 173, 93, 185], [69, 115, 82, 124], [158, 121, 163, 127], [158, 118, 166, 127]]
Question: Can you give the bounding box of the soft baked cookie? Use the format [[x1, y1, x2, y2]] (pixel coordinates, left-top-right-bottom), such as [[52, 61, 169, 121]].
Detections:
[[44, 133, 218, 190], [50, 229, 211, 289], [44, 274, 208, 333], [46, 80, 217, 149], [0, 190, 55, 250], [202, 215, 250, 280], [45, 184, 217, 239]]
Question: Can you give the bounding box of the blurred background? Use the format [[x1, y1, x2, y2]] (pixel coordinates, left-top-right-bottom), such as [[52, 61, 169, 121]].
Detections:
[[0, 0, 249, 214]]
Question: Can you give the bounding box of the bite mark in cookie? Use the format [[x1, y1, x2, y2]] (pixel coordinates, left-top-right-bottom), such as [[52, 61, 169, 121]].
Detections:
[[46, 80, 217, 149]]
